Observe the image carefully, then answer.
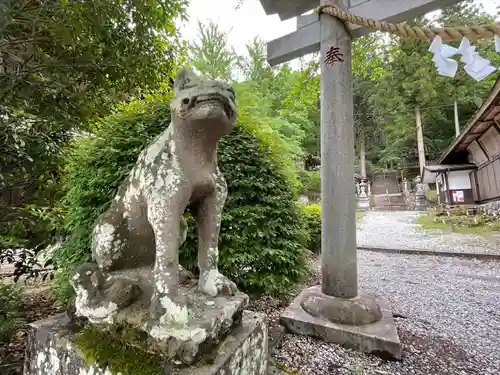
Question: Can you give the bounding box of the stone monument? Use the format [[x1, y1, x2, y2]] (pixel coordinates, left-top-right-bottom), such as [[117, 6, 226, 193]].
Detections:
[[24, 67, 268, 375], [357, 180, 370, 211], [414, 175, 428, 211]]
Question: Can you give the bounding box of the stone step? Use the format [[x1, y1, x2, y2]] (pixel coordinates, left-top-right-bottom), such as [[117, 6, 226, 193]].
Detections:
[[372, 186, 400, 190], [372, 183, 399, 187], [372, 184, 400, 190], [372, 181, 399, 185], [373, 202, 406, 209], [374, 202, 406, 207], [372, 189, 401, 195], [373, 196, 405, 201], [373, 197, 405, 204], [370, 175, 402, 196], [374, 206, 408, 211], [373, 196, 406, 208]]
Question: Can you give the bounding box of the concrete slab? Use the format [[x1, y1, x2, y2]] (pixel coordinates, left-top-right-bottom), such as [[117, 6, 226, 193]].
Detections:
[[280, 286, 402, 360], [24, 311, 268, 375]]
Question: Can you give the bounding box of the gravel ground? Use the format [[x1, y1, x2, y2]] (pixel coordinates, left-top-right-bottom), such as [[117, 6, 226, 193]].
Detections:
[[253, 252, 500, 375], [356, 211, 499, 255]]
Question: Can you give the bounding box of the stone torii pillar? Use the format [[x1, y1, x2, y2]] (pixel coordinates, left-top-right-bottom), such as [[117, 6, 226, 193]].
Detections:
[[259, 0, 460, 359]]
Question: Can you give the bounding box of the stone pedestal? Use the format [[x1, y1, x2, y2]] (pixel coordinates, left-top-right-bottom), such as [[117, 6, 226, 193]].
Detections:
[[415, 193, 428, 211], [24, 311, 268, 375], [357, 182, 370, 211], [414, 176, 428, 211], [71, 265, 251, 365], [357, 195, 370, 211], [280, 286, 401, 359]]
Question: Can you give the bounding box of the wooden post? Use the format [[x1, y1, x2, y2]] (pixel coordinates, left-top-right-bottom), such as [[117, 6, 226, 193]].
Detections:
[[454, 100, 460, 137]]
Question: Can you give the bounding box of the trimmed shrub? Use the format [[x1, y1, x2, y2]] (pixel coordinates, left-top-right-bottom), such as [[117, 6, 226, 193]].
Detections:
[[54, 95, 309, 302], [299, 203, 321, 254]]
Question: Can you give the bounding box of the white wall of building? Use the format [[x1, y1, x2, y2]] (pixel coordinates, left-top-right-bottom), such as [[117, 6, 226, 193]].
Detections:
[[447, 170, 473, 190]]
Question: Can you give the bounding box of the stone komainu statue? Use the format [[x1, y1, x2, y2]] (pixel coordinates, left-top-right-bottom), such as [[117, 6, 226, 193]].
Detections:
[[71, 67, 248, 364]]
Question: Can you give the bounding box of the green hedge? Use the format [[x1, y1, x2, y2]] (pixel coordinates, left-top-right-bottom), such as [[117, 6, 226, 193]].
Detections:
[[54, 94, 309, 302], [298, 203, 321, 254]]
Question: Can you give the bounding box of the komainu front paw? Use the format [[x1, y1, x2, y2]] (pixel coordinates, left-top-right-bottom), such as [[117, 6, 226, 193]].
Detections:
[[198, 269, 237, 297], [149, 292, 189, 325], [71, 262, 104, 298]]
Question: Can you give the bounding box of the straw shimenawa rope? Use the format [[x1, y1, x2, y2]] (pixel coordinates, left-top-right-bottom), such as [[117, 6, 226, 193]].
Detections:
[[316, 4, 500, 42]]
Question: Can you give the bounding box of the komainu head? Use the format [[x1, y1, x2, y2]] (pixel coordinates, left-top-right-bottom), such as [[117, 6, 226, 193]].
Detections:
[[170, 67, 237, 131]]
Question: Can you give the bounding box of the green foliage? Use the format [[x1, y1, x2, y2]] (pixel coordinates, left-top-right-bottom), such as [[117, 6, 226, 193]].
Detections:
[[366, 2, 498, 167], [0, 0, 187, 277], [236, 37, 275, 83], [0, 111, 66, 272], [298, 204, 321, 254], [279, 61, 320, 158], [1, 0, 188, 127], [53, 95, 173, 300], [0, 283, 23, 346], [189, 20, 237, 82], [190, 21, 320, 162], [298, 171, 320, 194], [55, 95, 309, 302], [76, 325, 162, 375], [427, 189, 438, 204], [232, 106, 301, 195]]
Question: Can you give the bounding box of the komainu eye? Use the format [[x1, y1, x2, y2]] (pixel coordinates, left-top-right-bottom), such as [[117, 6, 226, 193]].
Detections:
[[182, 78, 191, 88]]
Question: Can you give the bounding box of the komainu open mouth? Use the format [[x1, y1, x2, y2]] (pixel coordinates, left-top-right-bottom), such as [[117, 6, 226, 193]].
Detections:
[[194, 94, 233, 118]]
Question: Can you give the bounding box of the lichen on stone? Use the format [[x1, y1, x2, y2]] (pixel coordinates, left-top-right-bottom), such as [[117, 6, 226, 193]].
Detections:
[[36, 346, 61, 374]]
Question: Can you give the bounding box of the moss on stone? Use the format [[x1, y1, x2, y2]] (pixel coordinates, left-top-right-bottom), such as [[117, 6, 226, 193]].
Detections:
[[75, 324, 163, 375], [275, 362, 303, 375]]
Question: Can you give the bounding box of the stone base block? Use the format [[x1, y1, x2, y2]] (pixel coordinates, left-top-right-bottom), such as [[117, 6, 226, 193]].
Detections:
[[24, 311, 268, 375], [280, 286, 402, 360], [414, 196, 428, 211], [72, 263, 250, 364], [357, 197, 370, 211]]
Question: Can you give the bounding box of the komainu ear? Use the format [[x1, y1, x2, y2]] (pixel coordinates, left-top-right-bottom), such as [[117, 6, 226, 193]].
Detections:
[[173, 67, 198, 92]]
